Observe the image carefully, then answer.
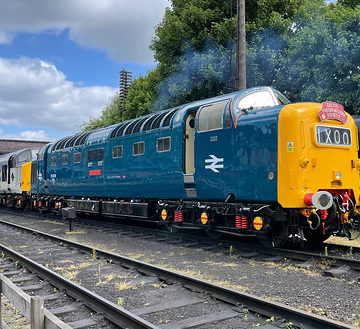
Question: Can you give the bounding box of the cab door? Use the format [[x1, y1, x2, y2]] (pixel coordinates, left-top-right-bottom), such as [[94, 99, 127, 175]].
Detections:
[[183, 112, 197, 198], [194, 100, 232, 200], [184, 113, 196, 174]]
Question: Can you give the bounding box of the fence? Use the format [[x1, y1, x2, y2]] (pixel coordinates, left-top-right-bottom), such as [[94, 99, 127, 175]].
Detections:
[[0, 273, 72, 329]]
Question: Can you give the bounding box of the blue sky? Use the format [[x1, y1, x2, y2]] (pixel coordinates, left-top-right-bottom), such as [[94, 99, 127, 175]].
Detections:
[[0, 0, 168, 141], [0, 29, 155, 87]]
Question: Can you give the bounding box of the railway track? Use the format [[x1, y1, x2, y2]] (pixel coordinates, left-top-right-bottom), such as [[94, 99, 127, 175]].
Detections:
[[0, 218, 357, 329], [2, 208, 360, 277], [2, 208, 360, 276]]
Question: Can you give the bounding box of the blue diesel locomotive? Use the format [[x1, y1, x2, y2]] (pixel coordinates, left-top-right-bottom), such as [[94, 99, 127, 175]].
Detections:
[[3, 86, 360, 247]]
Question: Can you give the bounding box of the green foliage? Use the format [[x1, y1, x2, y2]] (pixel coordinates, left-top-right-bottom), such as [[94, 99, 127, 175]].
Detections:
[[275, 0, 360, 113], [83, 93, 123, 131], [122, 68, 162, 119]]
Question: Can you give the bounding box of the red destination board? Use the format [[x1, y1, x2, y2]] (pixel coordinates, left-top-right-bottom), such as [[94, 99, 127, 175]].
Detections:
[[318, 101, 347, 124]]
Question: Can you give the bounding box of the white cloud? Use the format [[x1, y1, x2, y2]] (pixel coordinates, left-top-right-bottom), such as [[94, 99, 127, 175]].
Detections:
[[19, 130, 48, 140], [0, 0, 169, 64], [0, 57, 117, 133], [0, 129, 49, 141]]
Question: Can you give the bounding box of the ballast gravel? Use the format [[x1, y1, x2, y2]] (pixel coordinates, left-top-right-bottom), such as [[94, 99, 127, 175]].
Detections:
[[0, 210, 359, 327]]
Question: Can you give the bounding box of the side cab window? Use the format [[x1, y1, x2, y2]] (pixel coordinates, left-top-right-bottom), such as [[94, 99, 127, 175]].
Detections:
[[197, 100, 228, 132]]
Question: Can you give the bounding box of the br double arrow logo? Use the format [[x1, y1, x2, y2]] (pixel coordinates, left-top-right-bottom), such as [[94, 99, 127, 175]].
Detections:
[[205, 155, 224, 173]]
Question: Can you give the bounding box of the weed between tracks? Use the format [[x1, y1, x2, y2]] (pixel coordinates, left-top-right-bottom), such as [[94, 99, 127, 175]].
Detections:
[[1, 296, 30, 329], [40, 220, 65, 226], [249, 260, 320, 277], [65, 230, 87, 235]]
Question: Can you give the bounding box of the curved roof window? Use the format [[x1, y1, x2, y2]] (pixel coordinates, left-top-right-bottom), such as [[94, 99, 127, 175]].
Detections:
[[64, 134, 81, 149], [56, 137, 73, 150], [162, 108, 178, 127], [151, 111, 169, 130], [132, 117, 149, 134], [115, 124, 127, 137], [110, 124, 125, 138], [142, 114, 158, 131], [124, 119, 141, 135], [74, 132, 91, 146], [52, 138, 65, 152]]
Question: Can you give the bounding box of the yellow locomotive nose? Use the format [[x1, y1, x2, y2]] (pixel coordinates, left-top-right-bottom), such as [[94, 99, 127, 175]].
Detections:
[[277, 102, 360, 209]]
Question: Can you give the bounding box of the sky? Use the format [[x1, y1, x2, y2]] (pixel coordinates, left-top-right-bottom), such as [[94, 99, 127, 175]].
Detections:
[[0, 0, 169, 141]]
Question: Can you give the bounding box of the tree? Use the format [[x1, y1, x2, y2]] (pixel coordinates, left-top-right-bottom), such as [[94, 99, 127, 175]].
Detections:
[[275, 0, 360, 113]]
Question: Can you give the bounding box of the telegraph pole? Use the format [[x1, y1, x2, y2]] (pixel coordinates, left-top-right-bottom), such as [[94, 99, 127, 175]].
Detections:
[[236, 0, 246, 90]]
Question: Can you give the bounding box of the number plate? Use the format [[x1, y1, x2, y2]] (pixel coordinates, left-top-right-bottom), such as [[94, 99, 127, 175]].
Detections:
[[316, 125, 351, 147]]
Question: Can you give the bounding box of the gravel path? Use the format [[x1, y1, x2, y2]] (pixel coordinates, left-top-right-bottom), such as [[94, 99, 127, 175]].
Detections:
[[0, 210, 359, 327]]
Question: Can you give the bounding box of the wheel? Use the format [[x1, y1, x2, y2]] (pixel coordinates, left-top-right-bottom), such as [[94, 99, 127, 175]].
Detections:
[[256, 220, 289, 248]]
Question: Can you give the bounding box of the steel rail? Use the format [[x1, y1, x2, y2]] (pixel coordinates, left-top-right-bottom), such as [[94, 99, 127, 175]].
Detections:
[[0, 244, 158, 328], [0, 219, 357, 329]]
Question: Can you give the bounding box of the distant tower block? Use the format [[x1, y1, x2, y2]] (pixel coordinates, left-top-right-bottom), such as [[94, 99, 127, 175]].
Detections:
[[119, 70, 132, 103]]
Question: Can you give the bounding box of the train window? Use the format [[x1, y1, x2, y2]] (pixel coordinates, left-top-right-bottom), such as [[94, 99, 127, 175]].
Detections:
[[9, 157, 16, 168], [18, 150, 31, 165], [56, 137, 70, 150], [132, 117, 148, 134], [116, 124, 127, 137], [162, 108, 178, 127], [61, 155, 68, 165], [110, 124, 124, 138], [197, 101, 227, 132], [133, 142, 145, 156], [74, 153, 81, 164], [88, 149, 104, 162], [151, 112, 168, 130], [142, 114, 157, 131], [125, 119, 140, 135], [78, 132, 91, 146], [51, 157, 57, 166], [157, 137, 171, 152], [237, 91, 276, 110], [2, 165, 7, 182], [112, 145, 123, 158], [65, 134, 80, 148], [74, 132, 91, 146], [52, 139, 62, 151], [274, 90, 290, 105]]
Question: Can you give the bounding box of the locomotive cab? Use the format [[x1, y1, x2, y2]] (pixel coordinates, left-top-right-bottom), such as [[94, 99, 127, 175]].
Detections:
[[278, 102, 360, 244]]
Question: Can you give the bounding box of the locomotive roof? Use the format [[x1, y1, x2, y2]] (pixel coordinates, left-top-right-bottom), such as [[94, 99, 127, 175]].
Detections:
[[48, 86, 285, 152], [0, 148, 38, 165]]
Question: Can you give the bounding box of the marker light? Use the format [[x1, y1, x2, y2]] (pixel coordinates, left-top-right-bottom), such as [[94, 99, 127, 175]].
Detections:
[[336, 171, 341, 180]]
